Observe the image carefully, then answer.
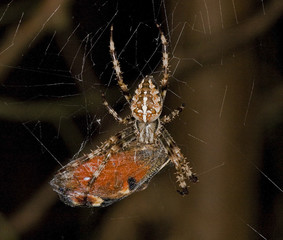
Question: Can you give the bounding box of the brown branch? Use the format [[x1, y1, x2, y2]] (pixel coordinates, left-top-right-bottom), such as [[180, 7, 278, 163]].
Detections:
[[8, 182, 56, 235], [0, 0, 73, 82], [0, 88, 111, 150], [179, 0, 283, 69]]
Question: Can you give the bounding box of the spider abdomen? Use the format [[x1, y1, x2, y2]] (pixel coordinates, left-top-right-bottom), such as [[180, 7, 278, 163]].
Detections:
[[131, 76, 162, 123]]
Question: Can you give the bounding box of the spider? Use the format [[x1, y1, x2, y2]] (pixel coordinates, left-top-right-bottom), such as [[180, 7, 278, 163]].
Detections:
[[50, 24, 198, 207]]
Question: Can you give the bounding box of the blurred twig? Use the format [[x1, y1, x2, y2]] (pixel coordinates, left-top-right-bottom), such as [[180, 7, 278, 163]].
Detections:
[[0, 213, 19, 240], [177, 0, 283, 70], [0, 94, 93, 151], [8, 182, 56, 236], [0, 0, 73, 81]]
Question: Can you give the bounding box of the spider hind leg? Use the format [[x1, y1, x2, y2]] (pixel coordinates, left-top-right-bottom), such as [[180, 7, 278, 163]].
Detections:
[[159, 127, 198, 194]]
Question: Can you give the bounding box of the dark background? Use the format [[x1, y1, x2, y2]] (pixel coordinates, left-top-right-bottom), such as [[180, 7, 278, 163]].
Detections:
[[0, 0, 282, 239]]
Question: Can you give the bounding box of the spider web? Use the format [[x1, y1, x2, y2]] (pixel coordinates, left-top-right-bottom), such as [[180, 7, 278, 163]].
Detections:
[[0, 0, 282, 239]]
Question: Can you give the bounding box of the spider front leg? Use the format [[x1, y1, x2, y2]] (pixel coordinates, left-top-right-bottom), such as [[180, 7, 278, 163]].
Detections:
[[159, 127, 198, 194], [109, 25, 132, 103], [101, 92, 133, 125], [157, 24, 169, 100]]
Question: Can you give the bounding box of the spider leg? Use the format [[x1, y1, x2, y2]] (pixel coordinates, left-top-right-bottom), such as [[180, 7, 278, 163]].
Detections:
[[157, 24, 169, 100], [101, 92, 133, 125], [89, 126, 136, 157], [158, 127, 198, 194], [161, 104, 185, 124], [109, 25, 132, 103]]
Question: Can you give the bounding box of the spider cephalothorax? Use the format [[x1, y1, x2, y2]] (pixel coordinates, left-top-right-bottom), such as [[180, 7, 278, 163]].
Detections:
[[50, 24, 198, 208]]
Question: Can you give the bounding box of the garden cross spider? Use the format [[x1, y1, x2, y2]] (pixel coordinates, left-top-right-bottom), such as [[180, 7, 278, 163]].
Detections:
[[50, 24, 198, 207]]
